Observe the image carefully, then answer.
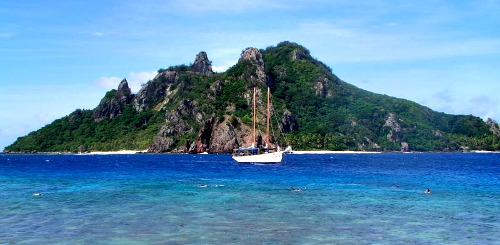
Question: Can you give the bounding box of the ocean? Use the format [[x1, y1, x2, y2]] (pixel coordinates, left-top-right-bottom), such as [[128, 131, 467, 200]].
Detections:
[[0, 153, 498, 244]]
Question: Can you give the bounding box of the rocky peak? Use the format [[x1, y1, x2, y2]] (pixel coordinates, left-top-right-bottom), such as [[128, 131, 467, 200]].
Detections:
[[134, 71, 177, 112], [192, 51, 213, 76], [240, 48, 264, 66], [116, 79, 132, 104], [93, 79, 133, 122], [239, 48, 267, 84], [155, 70, 178, 84]]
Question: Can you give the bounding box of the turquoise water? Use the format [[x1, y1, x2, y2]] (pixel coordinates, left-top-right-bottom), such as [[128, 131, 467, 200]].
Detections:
[[0, 153, 498, 244]]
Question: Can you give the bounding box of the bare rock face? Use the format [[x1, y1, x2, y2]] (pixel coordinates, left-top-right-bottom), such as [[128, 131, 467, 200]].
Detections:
[[93, 79, 132, 122], [134, 71, 177, 112], [116, 79, 132, 104], [149, 133, 176, 153], [401, 142, 410, 152], [314, 80, 325, 97], [358, 137, 382, 151], [239, 48, 268, 84], [148, 99, 201, 153], [281, 109, 298, 132], [208, 80, 222, 99], [189, 116, 216, 153], [208, 116, 241, 153], [486, 118, 500, 136], [314, 77, 335, 98], [384, 113, 402, 142], [192, 51, 213, 76], [291, 48, 309, 60]]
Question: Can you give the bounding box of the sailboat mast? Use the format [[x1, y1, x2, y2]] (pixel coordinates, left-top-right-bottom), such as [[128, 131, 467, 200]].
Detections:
[[253, 87, 256, 147], [266, 87, 270, 147]]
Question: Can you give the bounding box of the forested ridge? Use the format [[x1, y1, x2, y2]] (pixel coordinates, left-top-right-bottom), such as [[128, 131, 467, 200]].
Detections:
[[5, 41, 500, 153]]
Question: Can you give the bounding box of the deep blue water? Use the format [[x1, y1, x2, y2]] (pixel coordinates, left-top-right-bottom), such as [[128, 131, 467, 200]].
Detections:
[[0, 153, 498, 244]]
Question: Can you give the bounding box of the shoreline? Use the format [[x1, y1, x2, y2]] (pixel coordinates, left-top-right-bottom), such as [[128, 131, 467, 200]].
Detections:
[[2, 150, 499, 155], [82, 150, 148, 155]]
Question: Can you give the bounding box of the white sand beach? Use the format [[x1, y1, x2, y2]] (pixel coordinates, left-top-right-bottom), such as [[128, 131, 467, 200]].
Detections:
[[85, 150, 147, 155]]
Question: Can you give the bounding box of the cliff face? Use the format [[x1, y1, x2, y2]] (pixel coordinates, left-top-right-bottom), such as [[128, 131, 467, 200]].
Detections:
[[6, 41, 500, 153], [487, 118, 500, 136], [192, 51, 214, 76], [145, 48, 289, 153], [93, 79, 133, 122]]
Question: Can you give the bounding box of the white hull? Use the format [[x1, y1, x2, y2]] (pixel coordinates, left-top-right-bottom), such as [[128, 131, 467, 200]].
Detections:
[[232, 151, 283, 163]]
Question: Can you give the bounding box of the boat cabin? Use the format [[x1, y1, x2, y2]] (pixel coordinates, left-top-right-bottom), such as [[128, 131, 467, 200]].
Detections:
[[233, 147, 259, 157]]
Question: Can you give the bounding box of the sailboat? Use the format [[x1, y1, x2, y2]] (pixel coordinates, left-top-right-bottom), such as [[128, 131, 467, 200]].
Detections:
[[232, 86, 291, 163]]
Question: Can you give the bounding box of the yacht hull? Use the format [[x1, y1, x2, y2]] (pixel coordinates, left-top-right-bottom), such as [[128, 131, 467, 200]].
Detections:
[[232, 151, 283, 163]]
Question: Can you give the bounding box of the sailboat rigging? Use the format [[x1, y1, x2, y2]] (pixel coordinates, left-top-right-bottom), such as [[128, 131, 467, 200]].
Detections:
[[232, 86, 291, 163]]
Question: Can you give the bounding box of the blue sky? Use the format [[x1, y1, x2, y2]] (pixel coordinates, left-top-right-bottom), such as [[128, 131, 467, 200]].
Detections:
[[1, 0, 499, 150]]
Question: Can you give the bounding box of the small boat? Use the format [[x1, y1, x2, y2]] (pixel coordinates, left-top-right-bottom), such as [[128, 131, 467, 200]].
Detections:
[[232, 87, 291, 164], [233, 147, 284, 163]]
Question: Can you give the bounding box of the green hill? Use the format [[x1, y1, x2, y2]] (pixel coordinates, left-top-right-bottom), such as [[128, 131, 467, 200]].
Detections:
[[5, 41, 500, 153]]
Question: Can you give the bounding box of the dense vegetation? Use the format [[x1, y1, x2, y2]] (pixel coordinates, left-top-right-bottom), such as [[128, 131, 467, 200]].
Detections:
[[261, 42, 499, 151], [5, 41, 500, 153], [7, 107, 165, 152]]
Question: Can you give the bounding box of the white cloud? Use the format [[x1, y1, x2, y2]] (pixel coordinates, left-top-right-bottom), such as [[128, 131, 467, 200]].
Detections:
[[35, 113, 57, 124], [294, 14, 500, 64], [172, 0, 288, 13], [212, 60, 236, 73], [212, 66, 228, 73], [468, 96, 499, 120], [127, 71, 157, 92], [93, 71, 157, 93], [94, 76, 122, 90], [428, 92, 499, 120], [434, 89, 454, 103], [0, 125, 28, 138]]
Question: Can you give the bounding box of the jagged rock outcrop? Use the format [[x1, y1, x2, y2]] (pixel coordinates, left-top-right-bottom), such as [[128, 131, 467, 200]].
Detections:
[[358, 137, 382, 151], [192, 51, 213, 76], [116, 79, 132, 104], [239, 48, 268, 84], [134, 52, 213, 113], [149, 99, 199, 152], [401, 142, 410, 152], [189, 116, 216, 153], [149, 132, 176, 153], [314, 80, 325, 97], [134, 71, 177, 112], [93, 79, 132, 122], [314, 77, 335, 98], [486, 118, 500, 136], [281, 109, 298, 132], [208, 116, 246, 153], [208, 80, 222, 99], [384, 113, 402, 142], [292, 48, 309, 60]]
